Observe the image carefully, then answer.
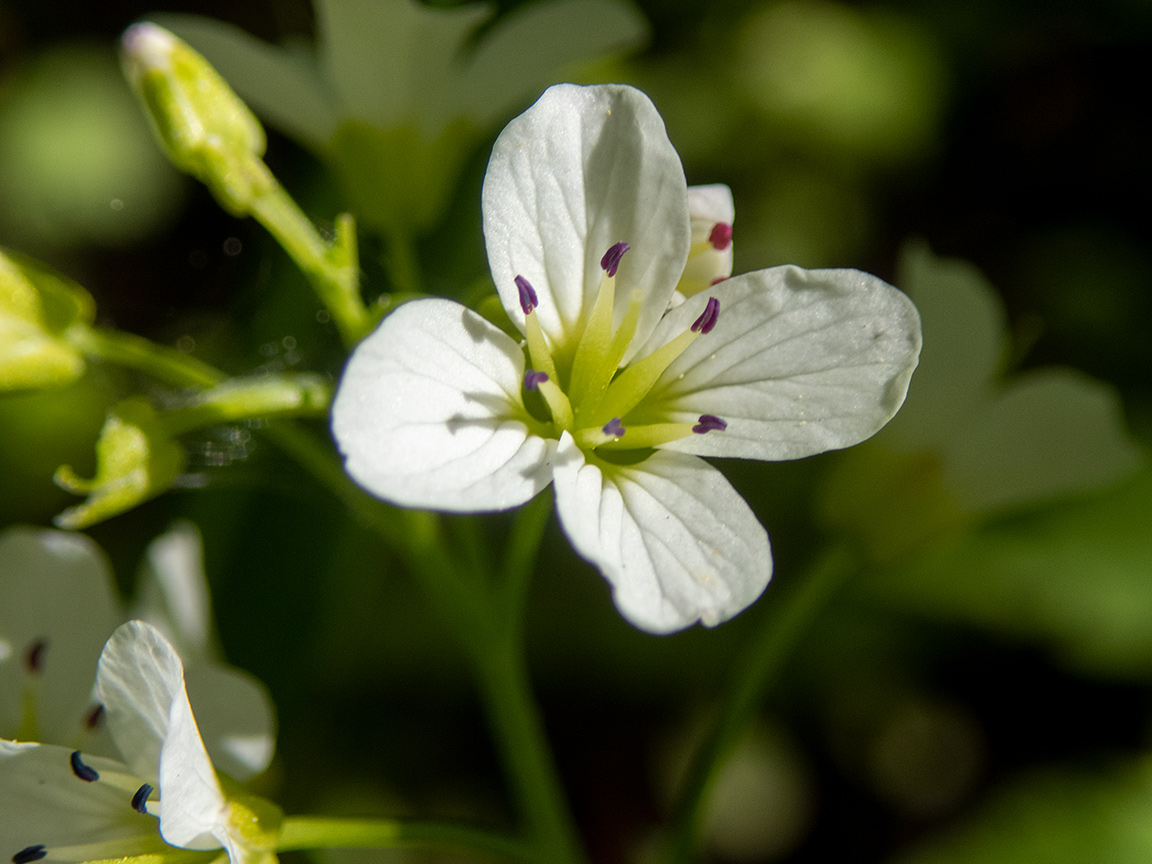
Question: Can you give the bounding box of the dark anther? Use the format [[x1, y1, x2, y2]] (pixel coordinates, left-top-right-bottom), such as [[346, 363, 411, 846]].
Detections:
[[84, 704, 105, 731], [691, 297, 720, 334], [600, 242, 630, 277], [524, 370, 549, 391], [708, 222, 732, 251], [692, 414, 728, 434], [13, 846, 47, 864], [131, 783, 154, 815], [515, 275, 538, 314], [24, 639, 48, 675], [70, 750, 99, 782], [602, 418, 626, 439]]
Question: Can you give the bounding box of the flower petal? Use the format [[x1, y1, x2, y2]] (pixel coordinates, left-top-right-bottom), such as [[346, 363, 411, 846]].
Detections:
[[552, 433, 771, 633], [483, 83, 690, 358], [0, 528, 123, 746], [184, 664, 276, 781], [96, 621, 225, 851], [332, 298, 556, 511], [640, 266, 922, 460], [0, 741, 157, 853]]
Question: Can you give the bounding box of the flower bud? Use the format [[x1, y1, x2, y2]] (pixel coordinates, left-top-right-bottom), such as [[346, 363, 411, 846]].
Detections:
[[120, 22, 274, 214], [0, 248, 92, 391]]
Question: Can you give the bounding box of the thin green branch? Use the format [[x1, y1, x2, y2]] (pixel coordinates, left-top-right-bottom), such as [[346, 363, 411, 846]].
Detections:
[[663, 547, 855, 864]]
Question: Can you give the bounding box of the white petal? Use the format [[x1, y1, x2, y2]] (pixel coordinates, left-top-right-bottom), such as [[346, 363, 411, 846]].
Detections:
[[184, 664, 276, 781], [0, 741, 155, 852], [552, 433, 771, 633], [640, 266, 922, 460], [0, 528, 123, 745], [96, 621, 226, 851], [483, 83, 690, 359], [332, 298, 556, 512], [687, 184, 734, 227], [135, 521, 215, 665]]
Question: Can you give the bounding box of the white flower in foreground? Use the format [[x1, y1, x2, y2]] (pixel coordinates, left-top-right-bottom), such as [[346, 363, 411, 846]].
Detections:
[[0, 621, 281, 864], [332, 84, 922, 633]]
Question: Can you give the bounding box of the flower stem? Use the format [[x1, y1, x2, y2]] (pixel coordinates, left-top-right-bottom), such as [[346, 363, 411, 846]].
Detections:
[[67, 325, 224, 389], [662, 547, 855, 864], [278, 816, 536, 862], [249, 189, 372, 347]]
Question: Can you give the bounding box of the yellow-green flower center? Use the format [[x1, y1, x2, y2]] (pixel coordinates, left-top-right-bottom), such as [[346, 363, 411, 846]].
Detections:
[[517, 242, 726, 452]]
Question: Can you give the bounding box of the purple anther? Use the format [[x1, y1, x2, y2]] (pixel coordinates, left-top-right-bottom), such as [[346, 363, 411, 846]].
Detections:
[[71, 750, 100, 783], [524, 370, 549, 391], [693, 414, 728, 434], [709, 222, 733, 251], [13, 846, 47, 864], [515, 275, 538, 314], [25, 638, 48, 675], [602, 417, 626, 439], [132, 783, 154, 815], [691, 297, 720, 334], [600, 242, 630, 277]]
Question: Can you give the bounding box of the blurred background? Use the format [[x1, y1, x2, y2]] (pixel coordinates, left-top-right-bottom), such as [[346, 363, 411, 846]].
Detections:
[[1, 0, 1150, 861]]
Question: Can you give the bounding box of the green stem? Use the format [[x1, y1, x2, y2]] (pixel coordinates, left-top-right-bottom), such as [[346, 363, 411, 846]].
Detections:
[[68, 326, 224, 389], [663, 547, 855, 864], [383, 225, 423, 296], [278, 816, 535, 862], [163, 374, 330, 436], [249, 189, 371, 346]]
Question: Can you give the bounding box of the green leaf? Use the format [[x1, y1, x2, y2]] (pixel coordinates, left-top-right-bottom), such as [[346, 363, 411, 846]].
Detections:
[[53, 398, 185, 529], [872, 465, 1152, 678], [895, 758, 1152, 864]]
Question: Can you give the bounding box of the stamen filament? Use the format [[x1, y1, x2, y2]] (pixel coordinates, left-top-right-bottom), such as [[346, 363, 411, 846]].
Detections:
[[523, 310, 557, 382], [597, 422, 695, 450], [591, 328, 698, 425], [568, 269, 617, 407], [536, 378, 574, 431]]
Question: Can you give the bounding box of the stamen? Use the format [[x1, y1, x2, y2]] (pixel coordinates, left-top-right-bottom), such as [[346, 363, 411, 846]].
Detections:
[[693, 414, 728, 434], [600, 242, 630, 277], [524, 370, 549, 391], [70, 751, 99, 782], [515, 275, 538, 314], [24, 639, 48, 675], [691, 297, 720, 334], [131, 783, 154, 815], [592, 297, 722, 425], [708, 223, 732, 250], [13, 846, 46, 864], [602, 418, 625, 439]]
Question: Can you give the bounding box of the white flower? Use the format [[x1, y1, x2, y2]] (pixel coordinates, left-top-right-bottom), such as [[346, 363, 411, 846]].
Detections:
[[1, 621, 280, 864], [331, 84, 921, 633], [0, 523, 275, 781]]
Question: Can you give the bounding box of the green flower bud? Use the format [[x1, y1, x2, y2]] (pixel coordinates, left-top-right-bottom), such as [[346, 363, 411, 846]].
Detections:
[[54, 397, 185, 529], [120, 22, 274, 214], [0, 248, 92, 391]]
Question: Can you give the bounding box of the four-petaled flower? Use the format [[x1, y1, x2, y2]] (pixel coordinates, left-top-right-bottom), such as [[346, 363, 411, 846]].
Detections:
[[1, 621, 280, 864], [332, 84, 922, 633]]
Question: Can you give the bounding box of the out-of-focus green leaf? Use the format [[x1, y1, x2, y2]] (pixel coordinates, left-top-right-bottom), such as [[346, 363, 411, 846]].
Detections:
[[822, 243, 1142, 558], [53, 397, 185, 530], [155, 0, 647, 233], [873, 465, 1152, 678], [894, 757, 1152, 864]]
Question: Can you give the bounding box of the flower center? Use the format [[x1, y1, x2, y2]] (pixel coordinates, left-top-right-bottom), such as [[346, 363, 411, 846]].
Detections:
[[518, 242, 726, 451]]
